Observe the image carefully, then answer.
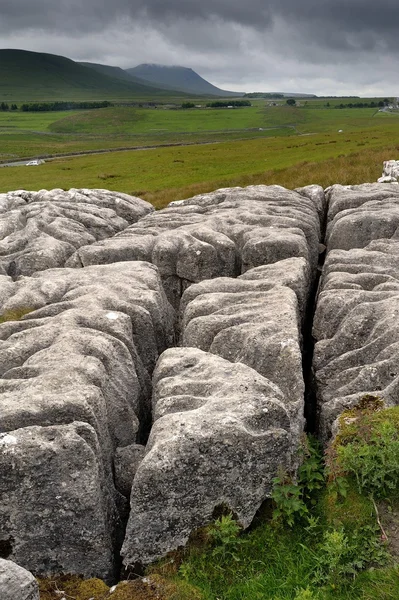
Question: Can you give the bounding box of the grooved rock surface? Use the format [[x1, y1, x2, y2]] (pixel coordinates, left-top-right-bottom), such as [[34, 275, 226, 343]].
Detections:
[[0, 188, 153, 277], [122, 348, 293, 568], [314, 188, 399, 441], [0, 422, 120, 582], [0, 262, 175, 579], [179, 258, 310, 440], [0, 558, 39, 600], [67, 185, 323, 307], [326, 184, 399, 249]]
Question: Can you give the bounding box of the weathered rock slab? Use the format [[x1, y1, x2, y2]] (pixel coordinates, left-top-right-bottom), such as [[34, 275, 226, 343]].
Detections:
[[122, 348, 294, 567], [313, 240, 399, 441], [0, 188, 153, 276], [179, 259, 309, 440], [67, 185, 322, 307], [326, 184, 399, 249], [0, 423, 120, 581], [0, 261, 175, 579]]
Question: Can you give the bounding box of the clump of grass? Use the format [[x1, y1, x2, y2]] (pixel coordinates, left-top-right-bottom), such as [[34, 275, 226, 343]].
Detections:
[[327, 399, 399, 499], [0, 307, 35, 323]]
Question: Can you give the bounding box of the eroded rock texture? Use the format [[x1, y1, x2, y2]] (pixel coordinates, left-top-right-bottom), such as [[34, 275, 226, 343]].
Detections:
[[0, 558, 39, 600], [0, 188, 153, 277], [313, 184, 399, 441], [122, 348, 293, 567], [0, 183, 326, 577], [67, 185, 324, 307], [0, 262, 174, 580], [326, 183, 399, 250], [179, 258, 310, 441], [119, 187, 325, 568]]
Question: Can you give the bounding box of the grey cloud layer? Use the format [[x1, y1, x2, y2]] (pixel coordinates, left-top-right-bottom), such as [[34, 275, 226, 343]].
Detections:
[[2, 0, 399, 42], [1, 0, 398, 95]]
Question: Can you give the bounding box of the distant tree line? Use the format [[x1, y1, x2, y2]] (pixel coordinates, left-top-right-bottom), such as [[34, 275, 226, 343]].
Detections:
[[334, 100, 389, 109], [0, 103, 18, 111], [205, 100, 251, 108], [244, 93, 285, 99], [19, 101, 113, 112]]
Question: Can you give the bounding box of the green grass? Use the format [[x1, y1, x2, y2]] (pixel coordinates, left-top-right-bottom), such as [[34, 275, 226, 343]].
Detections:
[[2, 120, 399, 208], [49, 105, 274, 134], [1, 101, 399, 212]]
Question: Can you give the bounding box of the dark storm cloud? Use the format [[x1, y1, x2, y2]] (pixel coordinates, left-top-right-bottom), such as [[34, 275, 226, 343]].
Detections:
[[1, 0, 399, 95], [1, 0, 399, 42]]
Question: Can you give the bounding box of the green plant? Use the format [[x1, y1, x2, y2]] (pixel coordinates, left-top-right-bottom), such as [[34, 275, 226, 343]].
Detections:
[[0, 307, 35, 323], [312, 529, 354, 586], [298, 436, 325, 502], [338, 420, 399, 498], [327, 406, 399, 499], [208, 513, 244, 563], [272, 468, 309, 526], [272, 436, 325, 526]]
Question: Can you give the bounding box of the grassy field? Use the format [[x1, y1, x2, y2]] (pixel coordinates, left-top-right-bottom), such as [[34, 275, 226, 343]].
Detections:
[[0, 100, 398, 206], [1, 111, 399, 207]]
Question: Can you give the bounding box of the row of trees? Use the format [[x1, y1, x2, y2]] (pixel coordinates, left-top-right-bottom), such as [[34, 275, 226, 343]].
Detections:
[[244, 93, 285, 99], [0, 103, 18, 111], [206, 100, 251, 108], [334, 101, 388, 109], [20, 101, 113, 112]]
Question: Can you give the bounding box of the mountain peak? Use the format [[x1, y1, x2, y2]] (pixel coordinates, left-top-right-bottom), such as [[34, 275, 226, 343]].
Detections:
[[127, 63, 240, 97]]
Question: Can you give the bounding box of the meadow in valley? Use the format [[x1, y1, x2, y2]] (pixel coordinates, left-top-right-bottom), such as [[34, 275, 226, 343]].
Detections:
[[1, 98, 399, 208]]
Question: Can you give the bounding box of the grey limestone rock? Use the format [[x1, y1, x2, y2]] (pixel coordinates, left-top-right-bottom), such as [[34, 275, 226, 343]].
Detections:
[[313, 240, 399, 441], [122, 348, 293, 568], [382, 160, 399, 180], [67, 185, 322, 307], [0, 261, 174, 579], [0, 422, 120, 581], [179, 259, 311, 440], [0, 558, 39, 600], [295, 184, 327, 221], [326, 184, 399, 250], [0, 188, 153, 277]]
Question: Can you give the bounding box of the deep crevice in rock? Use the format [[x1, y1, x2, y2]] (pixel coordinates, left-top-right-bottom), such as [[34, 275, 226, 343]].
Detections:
[[302, 198, 328, 435]]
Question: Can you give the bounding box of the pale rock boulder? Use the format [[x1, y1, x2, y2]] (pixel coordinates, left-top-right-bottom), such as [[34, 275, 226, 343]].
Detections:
[[295, 184, 327, 221], [325, 184, 399, 250], [382, 159, 399, 180], [0, 559, 39, 600], [122, 348, 293, 568], [0, 188, 153, 277], [0, 423, 120, 582], [0, 262, 174, 579], [179, 259, 310, 441], [67, 185, 322, 307], [313, 240, 399, 441]]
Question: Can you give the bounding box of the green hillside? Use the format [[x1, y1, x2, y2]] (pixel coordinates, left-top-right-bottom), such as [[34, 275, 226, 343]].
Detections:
[[127, 64, 241, 97], [0, 49, 180, 101], [79, 61, 163, 88]]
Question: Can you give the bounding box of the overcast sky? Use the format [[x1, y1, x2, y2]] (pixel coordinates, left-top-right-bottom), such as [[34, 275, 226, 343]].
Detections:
[[1, 0, 398, 96]]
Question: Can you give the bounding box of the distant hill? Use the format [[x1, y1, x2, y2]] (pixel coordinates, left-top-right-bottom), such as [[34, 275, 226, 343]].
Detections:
[[0, 50, 180, 101], [127, 64, 241, 97]]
